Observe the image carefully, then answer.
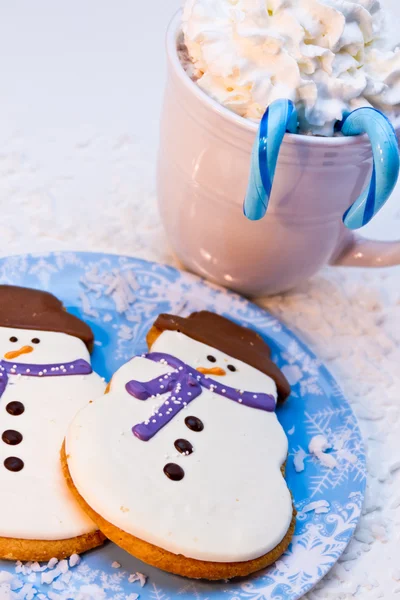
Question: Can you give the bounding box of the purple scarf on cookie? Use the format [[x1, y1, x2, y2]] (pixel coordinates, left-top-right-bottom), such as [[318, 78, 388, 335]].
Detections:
[[0, 359, 92, 398], [126, 352, 276, 441]]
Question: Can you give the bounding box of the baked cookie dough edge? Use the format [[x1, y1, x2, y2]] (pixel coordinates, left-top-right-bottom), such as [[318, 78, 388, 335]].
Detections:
[[61, 441, 295, 580]]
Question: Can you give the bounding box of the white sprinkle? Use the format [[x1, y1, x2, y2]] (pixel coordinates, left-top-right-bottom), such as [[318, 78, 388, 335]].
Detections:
[[12, 365, 16, 369], [69, 554, 81, 568], [164, 375, 169, 379], [41, 569, 60, 585], [165, 401, 169, 405], [188, 392, 192, 396], [70, 365, 74, 369], [26, 369, 30, 373], [38, 372, 43, 376], [58, 560, 68, 574], [145, 420, 149, 425], [111, 561, 121, 569], [160, 385, 164, 389], [158, 413, 163, 417], [52, 580, 65, 591], [178, 366, 183, 371], [308, 435, 338, 469], [309, 435, 331, 455], [47, 558, 58, 570], [238, 398, 243, 403], [301, 500, 330, 514], [293, 448, 307, 473], [10, 368, 16, 373], [43, 369, 47, 373], [152, 419, 157, 423], [253, 394, 258, 398], [221, 389, 226, 393], [60, 365, 65, 369], [128, 572, 147, 587]]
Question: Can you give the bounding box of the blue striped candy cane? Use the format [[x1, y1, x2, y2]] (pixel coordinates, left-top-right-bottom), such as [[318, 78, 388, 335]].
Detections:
[[243, 99, 298, 221], [339, 107, 400, 230]]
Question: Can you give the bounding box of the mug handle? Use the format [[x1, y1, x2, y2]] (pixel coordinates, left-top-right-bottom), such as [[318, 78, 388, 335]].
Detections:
[[332, 234, 400, 267], [243, 99, 298, 221], [339, 107, 400, 230]]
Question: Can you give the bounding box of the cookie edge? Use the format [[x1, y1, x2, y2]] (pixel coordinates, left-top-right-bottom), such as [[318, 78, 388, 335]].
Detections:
[[61, 441, 295, 580], [0, 528, 105, 562]]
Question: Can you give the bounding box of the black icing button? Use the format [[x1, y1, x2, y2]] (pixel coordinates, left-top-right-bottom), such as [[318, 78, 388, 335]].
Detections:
[[174, 439, 193, 455], [2, 430, 23, 445], [4, 457, 24, 472], [185, 416, 204, 432], [6, 402, 25, 416], [164, 463, 184, 481]]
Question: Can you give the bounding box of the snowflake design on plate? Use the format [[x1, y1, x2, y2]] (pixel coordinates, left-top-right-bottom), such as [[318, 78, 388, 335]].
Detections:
[[0, 252, 366, 600]]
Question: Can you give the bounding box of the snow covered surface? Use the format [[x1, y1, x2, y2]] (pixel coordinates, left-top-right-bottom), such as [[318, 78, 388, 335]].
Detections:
[[0, 1, 400, 598], [0, 557, 145, 600]]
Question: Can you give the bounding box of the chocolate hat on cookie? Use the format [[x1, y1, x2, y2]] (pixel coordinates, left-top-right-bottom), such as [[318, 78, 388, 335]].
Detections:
[[149, 311, 290, 402], [0, 285, 94, 351]]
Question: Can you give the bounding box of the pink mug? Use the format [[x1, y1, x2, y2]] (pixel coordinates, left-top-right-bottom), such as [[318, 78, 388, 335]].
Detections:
[[157, 11, 400, 296]]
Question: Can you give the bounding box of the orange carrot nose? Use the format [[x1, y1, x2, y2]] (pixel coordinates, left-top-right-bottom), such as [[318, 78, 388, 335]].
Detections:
[[4, 345, 34, 360], [197, 366, 226, 376]]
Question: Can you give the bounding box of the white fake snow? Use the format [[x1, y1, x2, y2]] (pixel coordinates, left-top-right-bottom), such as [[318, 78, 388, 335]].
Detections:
[[0, 554, 147, 599]]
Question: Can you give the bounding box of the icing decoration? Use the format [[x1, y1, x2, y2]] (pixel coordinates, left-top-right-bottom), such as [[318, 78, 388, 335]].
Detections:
[[174, 439, 193, 455], [163, 463, 185, 481], [185, 415, 204, 432], [0, 316, 105, 541], [4, 345, 33, 360], [0, 359, 92, 398], [0, 286, 94, 350], [2, 430, 23, 445], [6, 401, 24, 415], [151, 312, 291, 402], [197, 366, 226, 376], [126, 352, 275, 441], [4, 457, 24, 472], [66, 326, 292, 563]]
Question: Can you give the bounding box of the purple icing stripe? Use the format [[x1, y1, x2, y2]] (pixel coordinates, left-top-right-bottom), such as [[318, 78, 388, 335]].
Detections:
[[0, 359, 92, 398], [126, 352, 276, 442]]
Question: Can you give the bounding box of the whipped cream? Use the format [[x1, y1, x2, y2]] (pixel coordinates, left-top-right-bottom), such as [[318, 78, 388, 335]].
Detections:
[[182, 0, 400, 135]]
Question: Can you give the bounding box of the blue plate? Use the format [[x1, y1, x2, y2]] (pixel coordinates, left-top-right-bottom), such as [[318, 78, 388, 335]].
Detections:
[[0, 252, 366, 600]]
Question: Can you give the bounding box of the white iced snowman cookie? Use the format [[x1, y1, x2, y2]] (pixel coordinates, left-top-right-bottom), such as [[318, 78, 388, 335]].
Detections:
[[64, 311, 295, 580], [0, 285, 106, 561]]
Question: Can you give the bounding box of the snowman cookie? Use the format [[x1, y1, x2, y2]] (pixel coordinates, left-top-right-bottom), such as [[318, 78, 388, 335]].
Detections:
[[0, 285, 106, 561], [63, 311, 295, 580]]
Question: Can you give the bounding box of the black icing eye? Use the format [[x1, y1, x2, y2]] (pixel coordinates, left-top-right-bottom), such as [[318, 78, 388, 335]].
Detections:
[[207, 355, 216, 363], [227, 364, 236, 372], [9, 337, 18, 343], [31, 338, 40, 344]]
